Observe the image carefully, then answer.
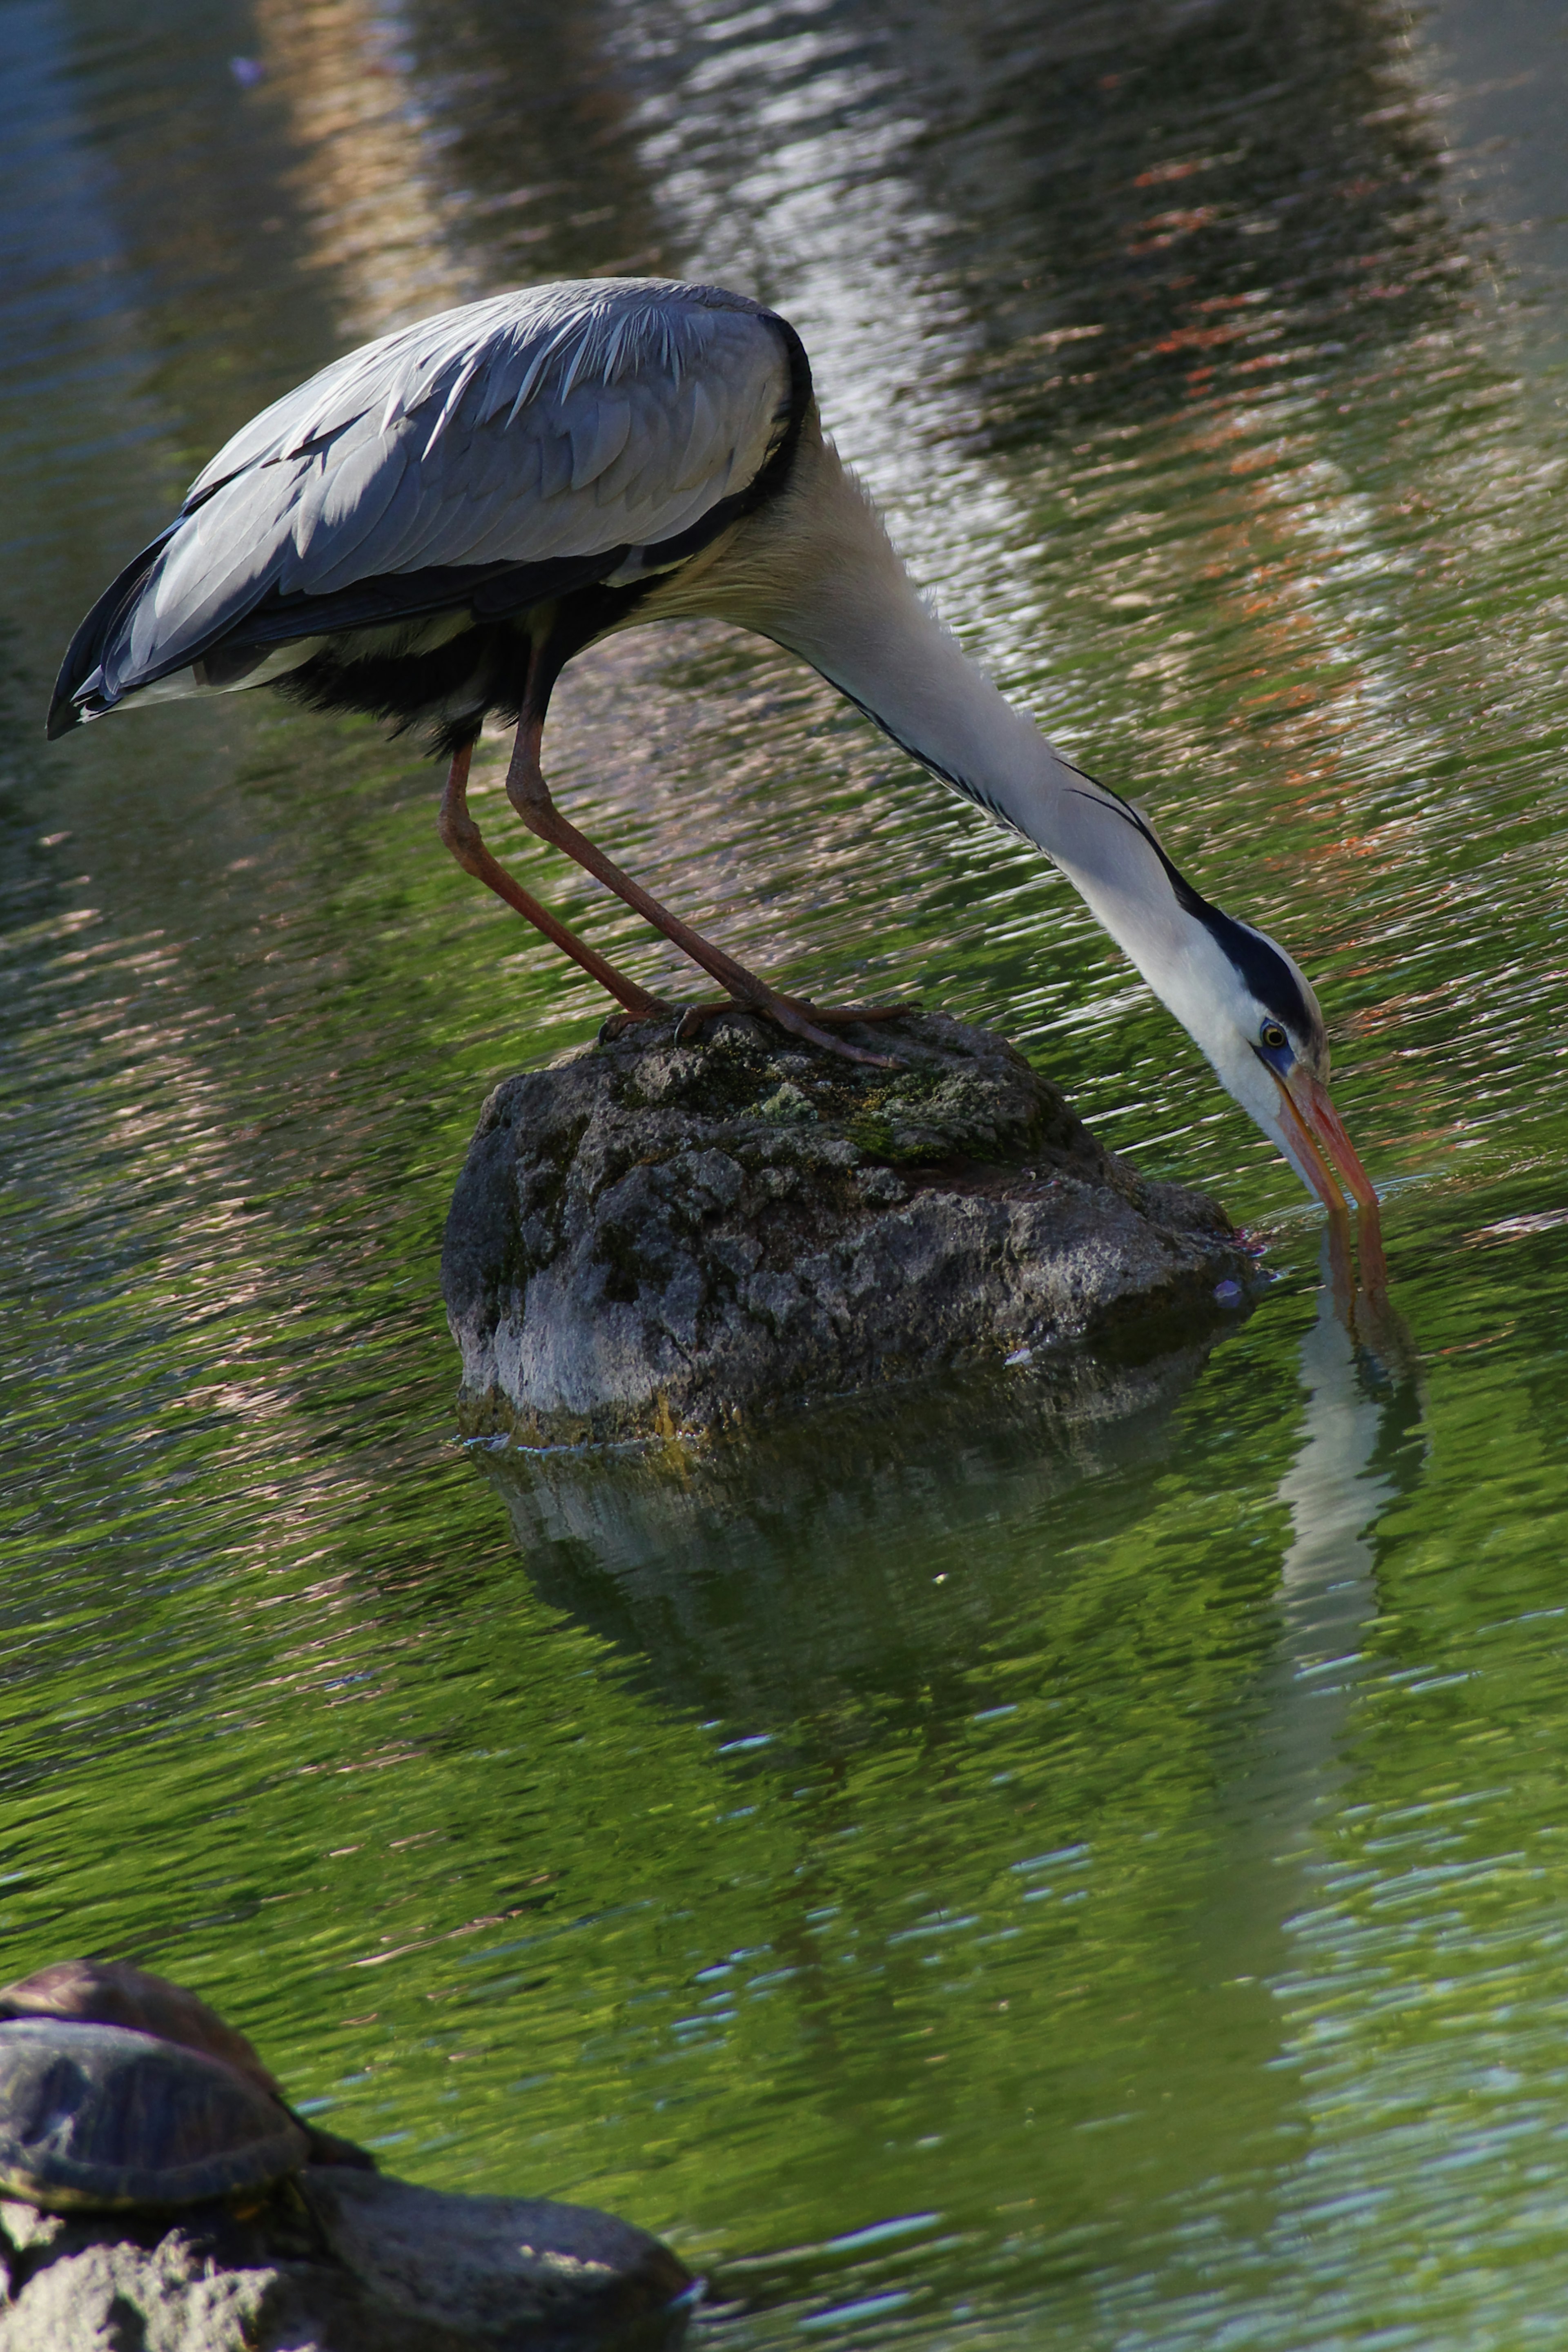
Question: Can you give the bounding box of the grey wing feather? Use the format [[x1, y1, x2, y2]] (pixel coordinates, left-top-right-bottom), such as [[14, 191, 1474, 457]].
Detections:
[[86, 281, 792, 707]]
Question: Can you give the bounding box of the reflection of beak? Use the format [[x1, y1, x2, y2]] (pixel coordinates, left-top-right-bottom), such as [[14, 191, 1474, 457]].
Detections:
[[1275, 1069, 1379, 1212]]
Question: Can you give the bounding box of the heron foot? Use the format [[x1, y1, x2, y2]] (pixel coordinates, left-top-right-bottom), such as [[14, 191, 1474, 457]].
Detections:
[[783, 1001, 915, 1028], [663, 993, 901, 1066], [674, 997, 911, 1058], [598, 996, 909, 1065], [597, 1003, 677, 1042]]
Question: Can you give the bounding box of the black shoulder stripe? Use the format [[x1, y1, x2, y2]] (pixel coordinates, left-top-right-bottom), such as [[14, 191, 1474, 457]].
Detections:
[[1062, 767, 1316, 1038], [1062, 765, 1206, 912], [816, 676, 1027, 836]]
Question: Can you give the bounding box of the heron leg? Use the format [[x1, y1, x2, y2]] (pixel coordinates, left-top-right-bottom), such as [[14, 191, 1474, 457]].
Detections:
[[438, 741, 666, 1020], [503, 722, 901, 1069]]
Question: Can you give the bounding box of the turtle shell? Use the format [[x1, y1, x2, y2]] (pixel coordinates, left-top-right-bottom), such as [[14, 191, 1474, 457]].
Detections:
[[0, 2018, 310, 2212], [0, 1958, 283, 2100]]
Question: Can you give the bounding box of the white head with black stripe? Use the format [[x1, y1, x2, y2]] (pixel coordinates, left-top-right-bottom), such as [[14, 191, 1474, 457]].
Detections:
[[1076, 786, 1378, 1212]]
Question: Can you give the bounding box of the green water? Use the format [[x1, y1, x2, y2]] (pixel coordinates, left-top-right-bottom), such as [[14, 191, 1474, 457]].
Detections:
[[5, 0, 1568, 2341]]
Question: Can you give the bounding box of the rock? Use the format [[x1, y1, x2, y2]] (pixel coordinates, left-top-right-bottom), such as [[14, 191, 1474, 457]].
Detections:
[[442, 1009, 1252, 1445], [0, 2171, 694, 2351], [300, 2172, 691, 2346]]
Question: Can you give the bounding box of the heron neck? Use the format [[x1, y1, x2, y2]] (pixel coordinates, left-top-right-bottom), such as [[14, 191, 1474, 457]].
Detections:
[[700, 435, 1190, 991]]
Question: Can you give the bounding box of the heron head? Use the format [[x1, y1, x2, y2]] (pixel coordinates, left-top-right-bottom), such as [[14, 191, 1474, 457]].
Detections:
[[1176, 901, 1377, 1212], [1060, 780, 1380, 1211]]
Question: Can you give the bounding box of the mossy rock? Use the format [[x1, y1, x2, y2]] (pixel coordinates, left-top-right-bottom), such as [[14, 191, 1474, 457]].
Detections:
[[442, 1009, 1250, 1446]]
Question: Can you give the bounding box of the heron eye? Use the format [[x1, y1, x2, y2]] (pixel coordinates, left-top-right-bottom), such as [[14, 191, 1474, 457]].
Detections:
[[1261, 1021, 1288, 1052]]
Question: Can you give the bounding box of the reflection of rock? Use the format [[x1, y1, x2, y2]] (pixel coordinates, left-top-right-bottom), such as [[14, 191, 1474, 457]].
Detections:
[[0, 2170, 693, 2351], [481, 1341, 1218, 1729], [443, 1012, 1249, 1446]]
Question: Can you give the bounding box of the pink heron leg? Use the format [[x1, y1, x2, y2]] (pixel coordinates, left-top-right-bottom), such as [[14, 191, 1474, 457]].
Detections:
[[503, 719, 904, 1068], [438, 742, 667, 1020]]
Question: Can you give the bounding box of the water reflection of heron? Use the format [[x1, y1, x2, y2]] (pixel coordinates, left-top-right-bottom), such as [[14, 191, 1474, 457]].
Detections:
[[1218, 1218, 1420, 1921], [476, 1199, 1422, 2337], [51, 278, 1375, 1205]]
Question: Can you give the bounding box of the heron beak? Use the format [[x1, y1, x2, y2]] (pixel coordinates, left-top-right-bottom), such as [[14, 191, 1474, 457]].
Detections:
[[1275, 1068, 1379, 1212]]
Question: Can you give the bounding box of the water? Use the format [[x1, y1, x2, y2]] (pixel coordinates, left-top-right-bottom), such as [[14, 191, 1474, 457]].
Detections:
[[4, 0, 1568, 2341]]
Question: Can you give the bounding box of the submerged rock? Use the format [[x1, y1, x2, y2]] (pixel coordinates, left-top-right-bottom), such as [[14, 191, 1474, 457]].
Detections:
[[443, 1010, 1251, 1446], [0, 2170, 693, 2351]]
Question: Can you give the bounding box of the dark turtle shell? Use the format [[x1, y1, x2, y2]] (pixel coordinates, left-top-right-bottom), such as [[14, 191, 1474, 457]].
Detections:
[[0, 2018, 310, 2212]]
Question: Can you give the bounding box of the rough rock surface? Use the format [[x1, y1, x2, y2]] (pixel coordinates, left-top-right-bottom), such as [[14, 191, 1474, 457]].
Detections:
[[0, 2170, 693, 2351], [443, 1009, 1251, 1444]]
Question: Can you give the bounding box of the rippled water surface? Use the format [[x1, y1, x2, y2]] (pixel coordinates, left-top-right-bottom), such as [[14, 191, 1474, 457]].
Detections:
[[6, 0, 1568, 2342]]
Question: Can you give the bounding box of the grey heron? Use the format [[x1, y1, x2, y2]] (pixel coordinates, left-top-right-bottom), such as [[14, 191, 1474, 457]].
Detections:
[[48, 276, 1375, 1212]]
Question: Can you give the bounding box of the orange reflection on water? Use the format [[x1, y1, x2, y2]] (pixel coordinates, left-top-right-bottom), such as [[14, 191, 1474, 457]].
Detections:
[[252, 0, 475, 339]]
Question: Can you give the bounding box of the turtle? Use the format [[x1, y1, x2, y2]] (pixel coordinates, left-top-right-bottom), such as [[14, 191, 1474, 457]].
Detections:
[[0, 1958, 372, 2213], [0, 2018, 310, 2212]]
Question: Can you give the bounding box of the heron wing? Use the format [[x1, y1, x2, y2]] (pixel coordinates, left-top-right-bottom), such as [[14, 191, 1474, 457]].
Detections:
[[57, 281, 797, 722]]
